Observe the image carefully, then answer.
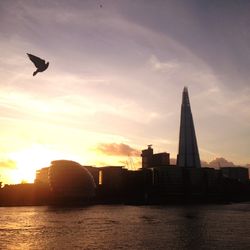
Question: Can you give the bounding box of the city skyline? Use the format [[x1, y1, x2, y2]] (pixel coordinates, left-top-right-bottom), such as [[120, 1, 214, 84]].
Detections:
[[0, 0, 250, 184]]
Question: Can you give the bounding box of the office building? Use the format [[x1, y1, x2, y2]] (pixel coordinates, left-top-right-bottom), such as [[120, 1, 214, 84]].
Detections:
[[177, 87, 201, 168], [141, 145, 170, 168], [220, 167, 249, 183]]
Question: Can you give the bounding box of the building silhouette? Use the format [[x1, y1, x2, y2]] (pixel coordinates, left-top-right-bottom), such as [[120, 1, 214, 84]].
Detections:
[[35, 167, 50, 185], [220, 167, 249, 183], [177, 87, 201, 168], [141, 145, 170, 169], [1, 87, 250, 206], [49, 160, 96, 201]]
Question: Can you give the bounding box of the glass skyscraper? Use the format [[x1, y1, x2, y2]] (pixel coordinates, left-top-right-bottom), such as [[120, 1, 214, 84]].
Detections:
[[177, 87, 201, 168]]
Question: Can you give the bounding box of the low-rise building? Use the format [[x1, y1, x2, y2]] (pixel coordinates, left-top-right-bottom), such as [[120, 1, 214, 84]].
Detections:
[[35, 167, 50, 185], [220, 167, 249, 183]]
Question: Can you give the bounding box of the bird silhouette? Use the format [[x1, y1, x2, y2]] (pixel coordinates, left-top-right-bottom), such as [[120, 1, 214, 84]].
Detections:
[[27, 53, 49, 76]]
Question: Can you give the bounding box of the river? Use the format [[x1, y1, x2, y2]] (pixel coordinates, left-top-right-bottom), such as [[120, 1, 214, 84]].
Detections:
[[0, 203, 250, 249]]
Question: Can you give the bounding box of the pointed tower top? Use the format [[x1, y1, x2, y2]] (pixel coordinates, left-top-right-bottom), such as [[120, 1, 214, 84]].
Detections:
[[182, 86, 190, 106]]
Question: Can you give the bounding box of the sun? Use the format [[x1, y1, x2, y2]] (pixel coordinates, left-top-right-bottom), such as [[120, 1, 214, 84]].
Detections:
[[9, 144, 73, 184]]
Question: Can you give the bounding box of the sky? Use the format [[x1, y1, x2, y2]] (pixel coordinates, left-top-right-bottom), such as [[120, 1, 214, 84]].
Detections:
[[0, 0, 250, 184]]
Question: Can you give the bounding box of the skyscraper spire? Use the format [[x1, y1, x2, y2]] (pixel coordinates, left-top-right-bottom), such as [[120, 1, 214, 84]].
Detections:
[[177, 87, 201, 168]]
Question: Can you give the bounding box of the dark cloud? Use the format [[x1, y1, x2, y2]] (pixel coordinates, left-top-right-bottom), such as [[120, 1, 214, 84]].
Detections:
[[0, 159, 16, 169], [96, 143, 140, 157]]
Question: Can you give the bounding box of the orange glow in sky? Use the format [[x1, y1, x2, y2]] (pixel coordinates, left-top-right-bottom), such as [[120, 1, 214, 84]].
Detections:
[[0, 1, 250, 184], [2, 143, 137, 184], [8, 145, 72, 183]]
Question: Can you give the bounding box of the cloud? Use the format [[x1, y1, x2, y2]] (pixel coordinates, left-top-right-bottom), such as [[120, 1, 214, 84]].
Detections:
[[0, 159, 17, 169], [96, 143, 140, 157], [201, 157, 236, 168], [208, 157, 235, 168], [201, 160, 210, 167], [149, 55, 179, 72], [171, 157, 239, 168], [0, 0, 249, 169]]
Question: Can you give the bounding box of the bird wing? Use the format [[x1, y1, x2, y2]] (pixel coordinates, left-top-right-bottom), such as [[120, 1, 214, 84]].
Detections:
[[27, 53, 45, 68]]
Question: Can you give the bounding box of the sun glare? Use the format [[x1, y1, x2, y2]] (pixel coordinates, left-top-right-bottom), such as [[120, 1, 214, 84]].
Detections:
[[9, 144, 72, 184], [4, 143, 137, 184]]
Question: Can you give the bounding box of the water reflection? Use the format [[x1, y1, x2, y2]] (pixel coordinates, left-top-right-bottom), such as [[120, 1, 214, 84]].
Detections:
[[177, 207, 206, 249], [0, 204, 250, 249]]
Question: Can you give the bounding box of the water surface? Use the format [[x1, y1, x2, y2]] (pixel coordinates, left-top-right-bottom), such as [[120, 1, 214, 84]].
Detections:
[[0, 203, 250, 249]]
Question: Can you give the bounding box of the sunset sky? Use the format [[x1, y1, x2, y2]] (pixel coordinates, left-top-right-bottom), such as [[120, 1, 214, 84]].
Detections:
[[0, 0, 250, 184]]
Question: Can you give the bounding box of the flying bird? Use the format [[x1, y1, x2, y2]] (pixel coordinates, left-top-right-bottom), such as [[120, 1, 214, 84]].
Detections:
[[27, 53, 49, 76]]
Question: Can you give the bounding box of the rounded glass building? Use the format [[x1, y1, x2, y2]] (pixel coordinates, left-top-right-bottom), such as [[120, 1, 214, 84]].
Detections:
[[48, 160, 96, 201]]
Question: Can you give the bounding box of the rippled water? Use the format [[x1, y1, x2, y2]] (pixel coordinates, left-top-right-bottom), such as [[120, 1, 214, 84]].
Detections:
[[0, 203, 250, 249]]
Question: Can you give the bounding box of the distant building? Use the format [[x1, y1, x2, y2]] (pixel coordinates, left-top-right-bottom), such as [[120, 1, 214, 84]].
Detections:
[[220, 167, 249, 183], [35, 167, 50, 185], [98, 166, 125, 189], [141, 145, 170, 168], [202, 167, 221, 194], [0, 183, 36, 206], [152, 166, 184, 195], [177, 87, 201, 168], [186, 168, 204, 195], [98, 166, 127, 201]]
